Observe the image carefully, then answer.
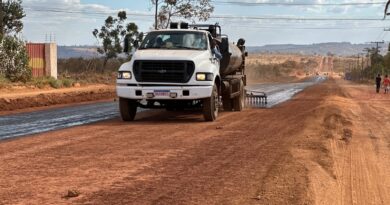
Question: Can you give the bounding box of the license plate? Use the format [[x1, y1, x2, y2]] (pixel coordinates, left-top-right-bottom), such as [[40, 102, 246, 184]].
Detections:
[[154, 90, 170, 96]]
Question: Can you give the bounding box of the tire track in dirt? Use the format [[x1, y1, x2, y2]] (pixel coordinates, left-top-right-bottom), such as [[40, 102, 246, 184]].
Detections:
[[294, 80, 390, 205], [0, 82, 332, 205]]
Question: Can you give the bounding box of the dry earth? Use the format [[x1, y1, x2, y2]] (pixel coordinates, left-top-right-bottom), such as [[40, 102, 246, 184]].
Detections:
[[1, 79, 389, 204], [0, 85, 115, 115]]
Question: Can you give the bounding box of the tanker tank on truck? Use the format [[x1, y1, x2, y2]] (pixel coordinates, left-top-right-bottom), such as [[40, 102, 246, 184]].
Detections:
[[116, 23, 248, 121]]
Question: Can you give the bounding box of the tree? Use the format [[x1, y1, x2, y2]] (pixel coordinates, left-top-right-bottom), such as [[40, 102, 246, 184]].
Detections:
[[93, 11, 143, 69], [152, 0, 214, 29], [0, 0, 3, 37], [0, 35, 31, 82], [0, 0, 25, 36]]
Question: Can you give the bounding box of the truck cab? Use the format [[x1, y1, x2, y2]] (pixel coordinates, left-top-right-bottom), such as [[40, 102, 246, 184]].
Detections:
[[117, 23, 246, 121]]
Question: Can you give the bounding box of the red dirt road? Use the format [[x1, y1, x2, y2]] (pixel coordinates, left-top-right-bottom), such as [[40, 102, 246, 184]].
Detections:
[[0, 85, 115, 115], [1, 79, 389, 204]]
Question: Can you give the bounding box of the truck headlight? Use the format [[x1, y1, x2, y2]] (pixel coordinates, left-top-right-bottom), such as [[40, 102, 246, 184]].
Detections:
[[196, 73, 214, 81], [118, 71, 132, 79]]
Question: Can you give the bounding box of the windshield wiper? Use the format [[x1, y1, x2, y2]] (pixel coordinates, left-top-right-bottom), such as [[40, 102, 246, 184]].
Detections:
[[139, 46, 161, 50], [175, 46, 203, 50]]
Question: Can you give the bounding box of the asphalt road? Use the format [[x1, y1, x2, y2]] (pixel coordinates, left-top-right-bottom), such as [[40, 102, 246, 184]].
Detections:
[[0, 76, 326, 140]]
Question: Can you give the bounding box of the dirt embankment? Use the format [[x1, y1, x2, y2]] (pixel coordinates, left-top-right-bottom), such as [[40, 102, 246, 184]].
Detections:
[[287, 80, 390, 204], [0, 85, 116, 114], [0, 80, 389, 204]]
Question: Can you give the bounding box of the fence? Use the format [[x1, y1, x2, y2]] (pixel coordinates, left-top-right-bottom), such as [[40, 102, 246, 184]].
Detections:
[[26, 43, 57, 79]]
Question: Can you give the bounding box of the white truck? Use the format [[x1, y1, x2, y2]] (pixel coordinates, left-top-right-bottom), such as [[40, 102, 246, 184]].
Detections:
[[117, 23, 247, 121]]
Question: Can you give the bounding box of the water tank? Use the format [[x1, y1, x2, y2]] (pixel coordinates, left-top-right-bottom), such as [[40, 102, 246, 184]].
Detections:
[[219, 38, 245, 76]]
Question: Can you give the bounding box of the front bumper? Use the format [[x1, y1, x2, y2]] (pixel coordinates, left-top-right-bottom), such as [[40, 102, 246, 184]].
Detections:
[[116, 85, 213, 100]]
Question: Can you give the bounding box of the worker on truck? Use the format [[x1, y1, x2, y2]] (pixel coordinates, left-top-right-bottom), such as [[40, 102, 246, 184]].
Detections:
[[211, 39, 222, 60]]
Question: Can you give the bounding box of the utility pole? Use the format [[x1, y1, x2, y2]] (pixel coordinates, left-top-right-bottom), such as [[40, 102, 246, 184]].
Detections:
[[154, 0, 159, 30], [363, 47, 371, 68], [370, 41, 384, 54]]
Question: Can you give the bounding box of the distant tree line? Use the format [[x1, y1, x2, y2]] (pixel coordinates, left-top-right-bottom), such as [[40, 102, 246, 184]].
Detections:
[[347, 47, 390, 82]]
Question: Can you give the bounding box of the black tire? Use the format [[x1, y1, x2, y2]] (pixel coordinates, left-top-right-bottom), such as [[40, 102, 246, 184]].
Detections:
[[233, 80, 245, 111], [203, 85, 219, 121], [222, 97, 233, 111], [119, 97, 137, 121]]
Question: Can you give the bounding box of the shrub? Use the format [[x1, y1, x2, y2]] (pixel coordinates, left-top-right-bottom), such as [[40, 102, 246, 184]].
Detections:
[[30, 77, 63, 89], [0, 36, 31, 82], [61, 78, 74, 88], [31, 77, 50, 89], [48, 77, 62, 89], [0, 74, 10, 89]]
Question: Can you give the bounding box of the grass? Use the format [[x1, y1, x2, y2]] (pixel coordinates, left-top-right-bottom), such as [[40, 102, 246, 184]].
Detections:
[[0, 74, 10, 89], [28, 77, 76, 89]]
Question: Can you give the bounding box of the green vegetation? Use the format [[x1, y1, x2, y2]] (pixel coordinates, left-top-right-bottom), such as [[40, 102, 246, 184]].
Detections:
[[152, 0, 214, 29], [0, 0, 31, 83], [0, 74, 10, 88], [0, 0, 25, 36], [28, 77, 77, 89], [92, 11, 142, 69], [0, 35, 31, 82], [61, 78, 74, 88], [344, 50, 390, 83]]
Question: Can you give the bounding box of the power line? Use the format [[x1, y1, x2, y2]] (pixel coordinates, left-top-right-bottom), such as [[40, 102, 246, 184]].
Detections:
[[214, 1, 387, 6], [24, 7, 384, 22], [24, 7, 153, 17], [221, 25, 387, 30], [210, 15, 383, 21]]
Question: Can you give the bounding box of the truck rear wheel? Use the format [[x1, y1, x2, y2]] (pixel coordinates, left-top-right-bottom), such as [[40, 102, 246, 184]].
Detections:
[[203, 85, 219, 121], [222, 97, 233, 111], [233, 80, 245, 111], [119, 97, 137, 121]]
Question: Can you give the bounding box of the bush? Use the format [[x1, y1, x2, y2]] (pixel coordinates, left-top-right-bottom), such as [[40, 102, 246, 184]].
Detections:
[[0, 36, 31, 82], [48, 77, 62, 89], [0, 74, 10, 89], [29, 77, 64, 89], [61, 78, 74, 88]]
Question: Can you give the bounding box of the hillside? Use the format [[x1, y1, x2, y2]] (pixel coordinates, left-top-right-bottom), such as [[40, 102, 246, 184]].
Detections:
[[58, 46, 100, 59], [247, 42, 388, 56], [58, 42, 389, 59]]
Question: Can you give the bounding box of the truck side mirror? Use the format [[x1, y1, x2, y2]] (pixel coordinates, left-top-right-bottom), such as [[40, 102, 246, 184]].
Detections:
[[124, 37, 130, 53]]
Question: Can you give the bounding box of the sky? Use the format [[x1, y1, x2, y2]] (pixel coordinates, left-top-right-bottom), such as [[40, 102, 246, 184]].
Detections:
[[20, 0, 390, 46]]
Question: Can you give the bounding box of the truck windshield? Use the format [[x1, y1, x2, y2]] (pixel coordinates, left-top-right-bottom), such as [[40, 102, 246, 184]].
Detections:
[[139, 32, 208, 50]]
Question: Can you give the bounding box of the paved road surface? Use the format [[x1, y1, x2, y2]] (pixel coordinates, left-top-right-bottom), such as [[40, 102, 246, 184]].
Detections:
[[0, 77, 325, 140]]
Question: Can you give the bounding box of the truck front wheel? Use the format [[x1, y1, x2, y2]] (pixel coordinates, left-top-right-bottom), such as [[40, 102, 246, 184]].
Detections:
[[119, 97, 137, 121], [203, 85, 219, 121]]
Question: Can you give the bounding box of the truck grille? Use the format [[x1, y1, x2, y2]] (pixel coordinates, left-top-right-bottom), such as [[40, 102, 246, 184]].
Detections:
[[133, 61, 195, 83]]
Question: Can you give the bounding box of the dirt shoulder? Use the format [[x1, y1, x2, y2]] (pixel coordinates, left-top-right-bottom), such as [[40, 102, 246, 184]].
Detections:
[[289, 80, 390, 204], [0, 84, 116, 115], [0, 80, 330, 205], [0, 80, 389, 204]]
